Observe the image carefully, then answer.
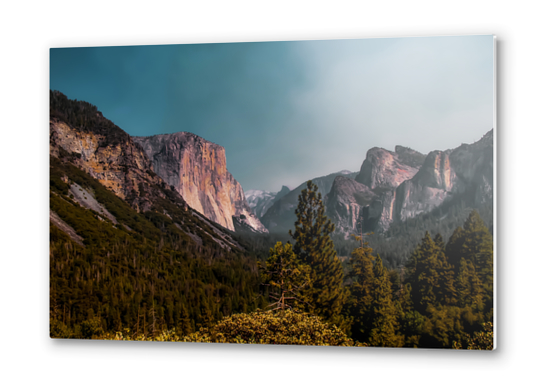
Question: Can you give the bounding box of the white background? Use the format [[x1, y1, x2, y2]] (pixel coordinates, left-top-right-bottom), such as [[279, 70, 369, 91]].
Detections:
[[1, 1, 540, 383]]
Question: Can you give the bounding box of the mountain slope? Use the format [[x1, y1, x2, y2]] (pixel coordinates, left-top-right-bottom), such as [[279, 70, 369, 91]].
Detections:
[[133, 133, 267, 234], [261, 170, 357, 233], [49, 91, 263, 338]]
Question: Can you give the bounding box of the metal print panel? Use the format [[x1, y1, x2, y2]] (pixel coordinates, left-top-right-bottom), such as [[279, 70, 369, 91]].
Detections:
[[49, 35, 495, 349]]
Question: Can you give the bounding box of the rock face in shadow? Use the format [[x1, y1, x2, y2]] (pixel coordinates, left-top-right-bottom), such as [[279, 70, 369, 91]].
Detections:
[[261, 170, 357, 234], [325, 177, 377, 236], [133, 132, 267, 233]]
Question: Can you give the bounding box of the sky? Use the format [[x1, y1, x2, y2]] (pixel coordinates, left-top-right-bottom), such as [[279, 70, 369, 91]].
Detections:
[[50, 35, 494, 192]]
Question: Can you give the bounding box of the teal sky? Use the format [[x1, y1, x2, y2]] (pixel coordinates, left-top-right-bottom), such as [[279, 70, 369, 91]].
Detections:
[[50, 36, 494, 192]]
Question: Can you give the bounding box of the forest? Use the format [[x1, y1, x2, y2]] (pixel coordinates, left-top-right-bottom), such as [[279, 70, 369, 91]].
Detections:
[[49, 91, 493, 348], [51, 171, 493, 349]]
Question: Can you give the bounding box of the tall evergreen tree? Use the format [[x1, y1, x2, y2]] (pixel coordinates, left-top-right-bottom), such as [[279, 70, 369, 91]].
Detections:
[[289, 180, 347, 328], [445, 210, 493, 318], [260, 242, 310, 312], [369, 255, 404, 347], [456, 258, 484, 310], [433, 234, 456, 307], [405, 232, 441, 314], [346, 239, 375, 341]]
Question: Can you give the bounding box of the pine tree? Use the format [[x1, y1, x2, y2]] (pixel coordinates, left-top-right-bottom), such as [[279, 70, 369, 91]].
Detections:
[[260, 242, 310, 312], [456, 258, 483, 309], [445, 210, 493, 318], [346, 239, 375, 341], [433, 233, 456, 307], [289, 180, 347, 328], [445, 226, 465, 273], [368, 255, 404, 347], [405, 232, 440, 314], [461, 210, 493, 314]]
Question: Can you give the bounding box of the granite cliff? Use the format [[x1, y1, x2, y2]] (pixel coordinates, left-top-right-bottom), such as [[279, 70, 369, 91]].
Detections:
[[49, 91, 242, 251], [133, 133, 267, 233], [49, 93, 178, 213], [325, 177, 376, 235], [355, 145, 426, 191], [352, 130, 493, 233]]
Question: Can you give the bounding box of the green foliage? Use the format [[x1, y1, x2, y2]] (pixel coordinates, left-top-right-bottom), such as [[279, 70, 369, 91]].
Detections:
[[352, 196, 493, 270], [50, 157, 263, 339], [183, 310, 356, 346], [369, 256, 404, 347], [289, 180, 347, 328], [346, 239, 375, 341], [50, 90, 130, 146], [461, 322, 494, 350], [398, 211, 494, 349], [260, 242, 310, 311]]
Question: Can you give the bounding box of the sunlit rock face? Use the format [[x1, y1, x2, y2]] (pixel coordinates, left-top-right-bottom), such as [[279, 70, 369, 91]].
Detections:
[[50, 119, 171, 212], [133, 132, 267, 233], [355, 146, 426, 191]]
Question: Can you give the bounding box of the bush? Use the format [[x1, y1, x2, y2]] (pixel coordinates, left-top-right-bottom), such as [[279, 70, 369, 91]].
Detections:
[[183, 310, 356, 346]]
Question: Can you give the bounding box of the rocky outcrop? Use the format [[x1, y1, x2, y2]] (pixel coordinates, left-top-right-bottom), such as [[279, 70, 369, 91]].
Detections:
[[325, 177, 376, 236], [319, 131, 493, 235], [355, 146, 426, 191], [133, 132, 267, 233], [393, 150, 458, 222], [363, 130, 493, 232], [50, 119, 173, 212], [449, 130, 494, 206]]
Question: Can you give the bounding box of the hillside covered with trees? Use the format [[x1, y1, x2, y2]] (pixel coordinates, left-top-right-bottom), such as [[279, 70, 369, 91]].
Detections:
[[50, 94, 493, 349]]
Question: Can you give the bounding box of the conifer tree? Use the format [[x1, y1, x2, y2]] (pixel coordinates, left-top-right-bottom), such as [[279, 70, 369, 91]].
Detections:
[[445, 210, 493, 317], [405, 232, 456, 312], [433, 234, 457, 306], [260, 242, 310, 312], [405, 232, 440, 314], [456, 258, 483, 309], [461, 210, 493, 313], [368, 255, 404, 347], [289, 180, 346, 328], [346, 239, 375, 341]]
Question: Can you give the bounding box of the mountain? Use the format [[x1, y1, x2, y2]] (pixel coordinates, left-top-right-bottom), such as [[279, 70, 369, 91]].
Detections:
[[355, 145, 426, 192], [258, 132, 493, 240], [325, 176, 377, 235], [49, 90, 244, 250], [133, 133, 267, 234], [49, 91, 263, 338], [343, 130, 493, 234], [245, 185, 291, 219], [261, 170, 357, 233]]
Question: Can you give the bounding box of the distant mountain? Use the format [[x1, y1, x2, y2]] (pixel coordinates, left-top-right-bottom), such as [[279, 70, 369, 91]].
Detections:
[[258, 132, 493, 241], [261, 170, 357, 233], [245, 185, 291, 219], [133, 133, 267, 234], [334, 130, 494, 235]]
